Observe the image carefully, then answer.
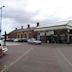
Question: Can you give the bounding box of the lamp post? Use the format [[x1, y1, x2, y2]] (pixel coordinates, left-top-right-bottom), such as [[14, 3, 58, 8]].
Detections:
[[0, 6, 5, 38]]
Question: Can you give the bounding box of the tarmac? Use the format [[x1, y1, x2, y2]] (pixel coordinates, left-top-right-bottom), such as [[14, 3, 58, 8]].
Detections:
[[0, 43, 72, 72]]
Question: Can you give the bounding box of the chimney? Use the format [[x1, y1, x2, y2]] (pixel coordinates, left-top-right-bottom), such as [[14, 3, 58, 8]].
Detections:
[[15, 28, 17, 30], [27, 24, 30, 28], [37, 22, 39, 27], [21, 26, 23, 29]]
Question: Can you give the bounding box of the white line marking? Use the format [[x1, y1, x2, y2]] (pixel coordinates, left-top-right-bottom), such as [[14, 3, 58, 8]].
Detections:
[[56, 48, 72, 67], [1, 48, 33, 72]]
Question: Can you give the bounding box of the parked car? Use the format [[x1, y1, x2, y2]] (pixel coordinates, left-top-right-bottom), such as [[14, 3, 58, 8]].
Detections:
[[18, 38, 27, 42], [6, 38, 14, 42], [13, 39, 20, 42], [13, 38, 27, 42], [0, 40, 8, 54], [27, 38, 41, 44]]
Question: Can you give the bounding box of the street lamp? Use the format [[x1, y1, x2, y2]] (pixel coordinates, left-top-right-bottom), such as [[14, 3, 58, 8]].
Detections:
[[0, 6, 5, 38]]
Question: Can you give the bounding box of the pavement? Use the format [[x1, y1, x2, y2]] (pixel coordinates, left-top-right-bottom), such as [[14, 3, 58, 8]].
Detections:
[[0, 43, 72, 72], [6, 42, 21, 46]]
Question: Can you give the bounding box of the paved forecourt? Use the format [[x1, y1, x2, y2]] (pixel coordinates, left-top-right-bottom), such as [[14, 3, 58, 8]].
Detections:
[[0, 43, 72, 72]]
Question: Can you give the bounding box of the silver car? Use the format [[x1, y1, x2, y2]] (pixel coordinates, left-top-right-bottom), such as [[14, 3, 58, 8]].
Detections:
[[27, 38, 41, 44]]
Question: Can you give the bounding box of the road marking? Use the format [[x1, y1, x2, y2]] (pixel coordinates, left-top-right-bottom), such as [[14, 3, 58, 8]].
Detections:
[[56, 48, 72, 67], [1, 48, 33, 72]]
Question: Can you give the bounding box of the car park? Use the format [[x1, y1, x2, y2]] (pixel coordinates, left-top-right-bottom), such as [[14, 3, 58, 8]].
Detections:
[[27, 38, 41, 44]]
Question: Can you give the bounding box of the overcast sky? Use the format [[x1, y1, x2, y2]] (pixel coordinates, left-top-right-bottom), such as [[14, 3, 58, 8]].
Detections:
[[0, 0, 72, 34]]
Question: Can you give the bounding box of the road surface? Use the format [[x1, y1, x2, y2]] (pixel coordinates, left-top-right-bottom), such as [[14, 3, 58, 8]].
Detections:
[[0, 43, 72, 72]]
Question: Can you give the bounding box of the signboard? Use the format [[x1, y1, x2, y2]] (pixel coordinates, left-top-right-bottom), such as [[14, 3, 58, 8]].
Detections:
[[40, 32, 45, 36], [40, 31, 54, 36], [46, 31, 54, 35]]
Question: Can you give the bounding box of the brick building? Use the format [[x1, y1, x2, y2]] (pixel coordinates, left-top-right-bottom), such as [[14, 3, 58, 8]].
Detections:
[[7, 24, 39, 40]]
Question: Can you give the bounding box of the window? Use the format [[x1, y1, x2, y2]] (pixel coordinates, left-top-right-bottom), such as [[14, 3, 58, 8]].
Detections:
[[25, 34, 27, 38], [29, 33, 31, 38], [18, 35, 19, 38], [21, 34, 23, 38]]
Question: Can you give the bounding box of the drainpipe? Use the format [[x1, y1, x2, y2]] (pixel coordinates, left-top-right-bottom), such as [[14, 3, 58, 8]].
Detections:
[[67, 29, 70, 44], [45, 32, 47, 43]]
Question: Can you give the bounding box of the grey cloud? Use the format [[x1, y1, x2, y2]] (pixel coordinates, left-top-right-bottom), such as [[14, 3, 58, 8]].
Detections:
[[2, 8, 61, 27], [35, 16, 61, 25], [2, 8, 39, 24], [41, 19, 60, 24], [65, 16, 72, 20]]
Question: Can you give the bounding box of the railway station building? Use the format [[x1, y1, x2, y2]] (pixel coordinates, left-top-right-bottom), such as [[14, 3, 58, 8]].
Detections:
[[35, 20, 72, 44]]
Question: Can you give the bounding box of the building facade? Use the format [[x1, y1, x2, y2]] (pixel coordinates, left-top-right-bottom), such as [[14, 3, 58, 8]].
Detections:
[[35, 21, 72, 43], [7, 20, 72, 43], [8, 26, 38, 40]]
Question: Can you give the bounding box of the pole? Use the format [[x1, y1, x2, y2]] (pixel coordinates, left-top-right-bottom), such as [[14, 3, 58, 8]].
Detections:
[[0, 6, 5, 39], [0, 7, 2, 38]]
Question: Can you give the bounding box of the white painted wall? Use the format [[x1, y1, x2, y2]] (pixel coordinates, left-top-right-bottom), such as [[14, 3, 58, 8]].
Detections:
[[46, 31, 54, 35]]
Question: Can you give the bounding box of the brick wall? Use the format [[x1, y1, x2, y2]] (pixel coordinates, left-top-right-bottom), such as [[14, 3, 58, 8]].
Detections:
[[8, 30, 37, 39]]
